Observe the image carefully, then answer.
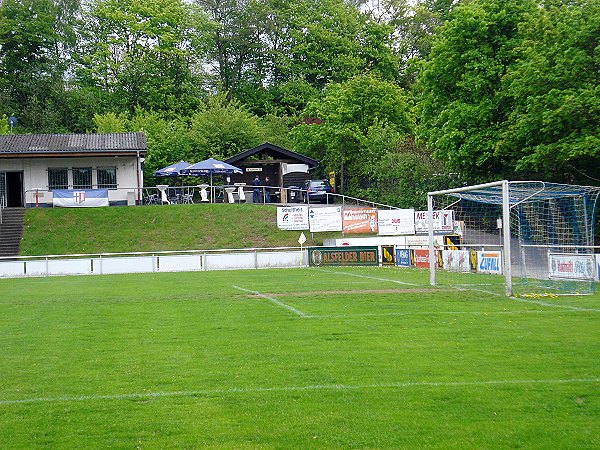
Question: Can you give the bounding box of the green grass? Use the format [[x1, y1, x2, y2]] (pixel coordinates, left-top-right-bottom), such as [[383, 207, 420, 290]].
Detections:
[[1, 267, 599, 448], [21, 204, 346, 255]]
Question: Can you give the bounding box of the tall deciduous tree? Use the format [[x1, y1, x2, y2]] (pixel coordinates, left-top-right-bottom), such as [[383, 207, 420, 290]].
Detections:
[[498, 0, 600, 183], [291, 73, 412, 194], [415, 0, 536, 182], [0, 0, 79, 131], [76, 0, 208, 115]]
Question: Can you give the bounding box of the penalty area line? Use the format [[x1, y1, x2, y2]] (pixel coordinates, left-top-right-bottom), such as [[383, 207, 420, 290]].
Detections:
[[1, 378, 598, 406], [232, 285, 310, 317]]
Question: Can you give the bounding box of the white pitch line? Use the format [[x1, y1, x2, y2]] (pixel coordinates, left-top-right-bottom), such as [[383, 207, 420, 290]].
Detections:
[[312, 268, 418, 286], [1, 378, 598, 406], [232, 285, 310, 317], [508, 296, 600, 312]]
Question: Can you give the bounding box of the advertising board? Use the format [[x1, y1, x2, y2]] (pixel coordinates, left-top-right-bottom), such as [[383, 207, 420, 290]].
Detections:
[[395, 248, 411, 267], [308, 206, 343, 232], [442, 250, 471, 272], [414, 210, 454, 234], [381, 245, 395, 265], [308, 246, 379, 267], [476, 251, 502, 275], [548, 253, 595, 280], [342, 208, 378, 234], [377, 209, 415, 235], [411, 249, 439, 268], [277, 206, 309, 230]]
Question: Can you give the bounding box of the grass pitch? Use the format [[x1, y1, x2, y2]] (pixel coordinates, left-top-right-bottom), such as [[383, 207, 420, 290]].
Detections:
[[1, 267, 599, 448]]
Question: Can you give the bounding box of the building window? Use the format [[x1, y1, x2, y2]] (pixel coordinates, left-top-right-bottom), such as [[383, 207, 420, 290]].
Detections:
[[97, 167, 117, 189], [72, 167, 92, 189], [48, 168, 68, 190]]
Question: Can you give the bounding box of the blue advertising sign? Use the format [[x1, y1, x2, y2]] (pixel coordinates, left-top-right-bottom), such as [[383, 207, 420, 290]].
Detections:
[[395, 248, 411, 267]]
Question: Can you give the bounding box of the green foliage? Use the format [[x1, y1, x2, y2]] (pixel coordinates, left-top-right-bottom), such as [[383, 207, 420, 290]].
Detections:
[[371, 137, 455, 209], [292, 73, 413, 194], [497, 1, 600, 183], [76, 0, 207, 115], [415, 0, 537, 182], [92, 112, 128, 133], [0, 114, 10, 134], [188, 94, 266, 160]]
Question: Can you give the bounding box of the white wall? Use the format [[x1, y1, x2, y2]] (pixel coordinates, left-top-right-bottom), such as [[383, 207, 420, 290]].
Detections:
[[0, 156, 142, 205]]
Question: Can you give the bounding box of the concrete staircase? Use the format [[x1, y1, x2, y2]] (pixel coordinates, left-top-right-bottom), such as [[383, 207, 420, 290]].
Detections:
[[0, 207, 25, 257]]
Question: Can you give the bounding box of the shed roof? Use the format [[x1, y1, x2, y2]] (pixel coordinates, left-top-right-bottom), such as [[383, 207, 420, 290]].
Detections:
[[0, 132, 146, 158], [225, 142, 318, 167]]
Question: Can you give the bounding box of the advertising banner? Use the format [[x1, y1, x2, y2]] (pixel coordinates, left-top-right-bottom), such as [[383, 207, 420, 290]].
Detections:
[[596, 255, 600, 282], [342, 208, 378, 233], [381, 245, 395, 265], [414, 210, 454, 234], [277, 206, 309, 230], [411, 249, 439, 268], [442, 250, 471, 272], [308, 246, 379, 267], [52, 189, 109, 207], [548, 253, 595, 280], [395, 248, 411, 267], [377, 209, 415, 235], [308, 206, 343, 232], [477, 251, 502, 275]]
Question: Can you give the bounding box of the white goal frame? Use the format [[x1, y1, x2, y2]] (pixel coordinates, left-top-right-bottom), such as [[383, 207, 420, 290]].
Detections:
[[427, 180, 600, 296]]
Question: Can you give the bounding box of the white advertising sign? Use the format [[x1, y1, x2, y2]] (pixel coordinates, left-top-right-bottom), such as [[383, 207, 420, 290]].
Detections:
[[477, 251, 502, 275], [377, 209, 415, 235], [309, 206, 343, 232], [442, 250, 471, 272], [548, 254, 595, 280], [277, 206, 309, 230], [414, 210, 454, 234]]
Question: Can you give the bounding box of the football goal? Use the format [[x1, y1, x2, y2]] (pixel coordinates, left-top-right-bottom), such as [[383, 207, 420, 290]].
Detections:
[[427, 180, 600, 296]]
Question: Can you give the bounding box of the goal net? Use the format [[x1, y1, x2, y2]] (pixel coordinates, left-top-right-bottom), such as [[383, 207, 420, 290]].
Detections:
[[427, 181, 600, 296]]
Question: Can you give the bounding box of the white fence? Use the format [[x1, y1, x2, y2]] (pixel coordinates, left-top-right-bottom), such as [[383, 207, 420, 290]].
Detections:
[[0, 247, 307, 278]]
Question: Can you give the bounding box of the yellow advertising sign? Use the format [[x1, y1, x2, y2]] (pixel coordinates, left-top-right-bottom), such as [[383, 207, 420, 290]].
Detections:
[[342, 208, 378, 234]]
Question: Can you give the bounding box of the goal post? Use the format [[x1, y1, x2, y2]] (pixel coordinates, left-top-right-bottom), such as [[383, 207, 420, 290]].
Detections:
[[427, 180, 600, 296]]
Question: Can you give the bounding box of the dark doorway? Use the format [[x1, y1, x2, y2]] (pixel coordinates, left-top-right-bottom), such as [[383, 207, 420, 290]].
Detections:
[[6, 171, 24, 207]]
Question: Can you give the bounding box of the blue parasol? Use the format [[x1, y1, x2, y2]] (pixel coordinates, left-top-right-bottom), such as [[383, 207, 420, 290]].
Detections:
[[152, 161, 192, 177], [180, 158, 243, 176]]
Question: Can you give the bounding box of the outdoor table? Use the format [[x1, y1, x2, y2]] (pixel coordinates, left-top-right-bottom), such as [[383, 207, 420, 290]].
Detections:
[[224, 187, 236, 204], [156, 185, 170, 204], [198, 184, 210, 202]]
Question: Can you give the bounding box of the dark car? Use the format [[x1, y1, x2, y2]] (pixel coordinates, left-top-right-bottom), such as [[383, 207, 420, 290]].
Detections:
[[303, 179, 334, 203]]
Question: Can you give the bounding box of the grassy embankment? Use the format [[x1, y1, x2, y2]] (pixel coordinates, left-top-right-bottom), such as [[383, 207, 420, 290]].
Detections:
[[20, 203, 346, 256]]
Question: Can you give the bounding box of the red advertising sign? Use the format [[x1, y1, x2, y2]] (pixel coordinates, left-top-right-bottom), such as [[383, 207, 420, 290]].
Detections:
[[342, 208, 378, 234], [410, 249, 440, 268]]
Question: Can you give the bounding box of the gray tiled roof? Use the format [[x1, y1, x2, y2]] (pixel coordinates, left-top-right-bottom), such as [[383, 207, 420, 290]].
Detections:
[[0, 132, 147, 155]]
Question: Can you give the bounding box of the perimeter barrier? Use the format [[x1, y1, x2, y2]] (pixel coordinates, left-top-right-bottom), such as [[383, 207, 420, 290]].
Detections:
[[0, 247, 307, 278]]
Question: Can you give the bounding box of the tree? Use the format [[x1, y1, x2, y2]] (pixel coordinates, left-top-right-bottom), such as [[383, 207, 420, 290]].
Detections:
[[497, 0, 600, 183], [291, 73, 413, 194], [188, 93, 266, 160], [76, 0, 208, 115], [415, 0, 537, 182], [0, 0, 78, 131]]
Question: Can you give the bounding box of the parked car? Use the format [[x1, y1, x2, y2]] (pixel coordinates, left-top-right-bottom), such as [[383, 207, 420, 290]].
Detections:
[[286, 186, 303, 203], [303, 179, 334, 203]]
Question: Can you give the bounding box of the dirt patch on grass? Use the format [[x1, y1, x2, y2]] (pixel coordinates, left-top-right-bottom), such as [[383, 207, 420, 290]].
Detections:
[[247, 288, 456, 297]]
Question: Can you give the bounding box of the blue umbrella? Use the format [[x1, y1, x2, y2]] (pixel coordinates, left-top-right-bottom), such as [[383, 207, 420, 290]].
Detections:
[[180, 158, 243, 176], [180, 158, 243, 202], [152, 161, 192, 177]]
